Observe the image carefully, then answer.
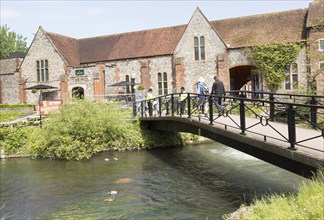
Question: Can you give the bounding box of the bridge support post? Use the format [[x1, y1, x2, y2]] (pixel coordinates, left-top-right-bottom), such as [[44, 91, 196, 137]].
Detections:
[[287, 104, 296, 150], [187, 94, 191, 118], [170, 94, 174, 116], [209, 96, 213, 125], [141, 102, 144, 117], [269, 94, 275, 121], [159, 97, 162, 116], [240, 99, 246, 135], [310, 97, 317, 129]]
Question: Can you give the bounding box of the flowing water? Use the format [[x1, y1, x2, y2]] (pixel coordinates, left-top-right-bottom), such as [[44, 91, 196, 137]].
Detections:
[[0, 142, 305, 219]]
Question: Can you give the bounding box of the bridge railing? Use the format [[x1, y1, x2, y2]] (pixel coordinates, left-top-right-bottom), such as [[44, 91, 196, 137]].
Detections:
[[137, 91, 323, 153]]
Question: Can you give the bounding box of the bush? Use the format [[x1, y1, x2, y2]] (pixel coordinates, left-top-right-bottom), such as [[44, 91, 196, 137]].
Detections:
[[0, 127, 36, 155], [25, 100, 189, 160]]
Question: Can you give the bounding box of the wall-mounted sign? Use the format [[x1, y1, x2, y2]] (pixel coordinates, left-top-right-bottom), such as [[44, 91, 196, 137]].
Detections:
[[75, 69, 84, 76]]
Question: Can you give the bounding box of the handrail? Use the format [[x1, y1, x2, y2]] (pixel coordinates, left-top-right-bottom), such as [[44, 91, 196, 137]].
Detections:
[[137, 92, 324, 153]]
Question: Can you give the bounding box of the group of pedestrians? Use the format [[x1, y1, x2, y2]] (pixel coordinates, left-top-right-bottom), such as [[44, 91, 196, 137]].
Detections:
[[144, 75, 225, 116]]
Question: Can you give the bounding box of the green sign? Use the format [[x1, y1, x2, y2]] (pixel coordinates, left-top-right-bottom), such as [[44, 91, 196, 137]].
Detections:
[[75, 69, 84, 76]]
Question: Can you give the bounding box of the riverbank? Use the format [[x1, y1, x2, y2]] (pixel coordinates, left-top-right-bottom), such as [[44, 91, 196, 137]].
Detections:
[[224, 169, 324, 220]]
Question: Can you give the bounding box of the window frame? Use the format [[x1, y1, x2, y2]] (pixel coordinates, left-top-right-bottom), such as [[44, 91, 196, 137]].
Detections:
[[319, 38, 324, 51], [193, 36, 206, 61], [284, 62, 299, 90], [157, 72, 168, 95], [320, 61, 324, 69], [36, 59, 49, 82]]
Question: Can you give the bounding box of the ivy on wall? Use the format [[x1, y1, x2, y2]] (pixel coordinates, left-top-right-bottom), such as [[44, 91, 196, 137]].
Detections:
[[246, 43, 302, 91]]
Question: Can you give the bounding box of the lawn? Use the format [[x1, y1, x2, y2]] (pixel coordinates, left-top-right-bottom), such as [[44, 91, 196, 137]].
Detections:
[[0, 110, 29, 122]]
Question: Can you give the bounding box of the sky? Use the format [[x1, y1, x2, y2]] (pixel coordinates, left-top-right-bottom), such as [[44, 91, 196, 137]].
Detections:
[[1, 0, 313, 46]]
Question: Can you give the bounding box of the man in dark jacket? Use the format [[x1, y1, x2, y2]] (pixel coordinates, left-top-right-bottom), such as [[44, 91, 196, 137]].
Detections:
[[211, 76, 225, 113]]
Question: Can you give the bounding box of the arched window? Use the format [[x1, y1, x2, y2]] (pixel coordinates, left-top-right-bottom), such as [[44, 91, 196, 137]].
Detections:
[[285, 63, 298, 90], [163, 72, 168, 95], [291, 63, 298, 89], [157, 72, 168, 95], [193, 36, 206, 61], [72, 87, 84, 99], [194, 37, 199, 61], [36, 60, 49, 82], [200, 36, 205, 60], [158, 72, 162, 95]]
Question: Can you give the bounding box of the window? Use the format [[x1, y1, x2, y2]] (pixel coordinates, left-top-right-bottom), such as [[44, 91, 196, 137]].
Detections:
[[158, 73, 162, 95], [320, 61, 324, 69], [157, 72, 168, 95], [285, 63, 298, 90], [163, 72, 168, 95], [36, 60, 49, 82], [194, 37, 199, 60], [319, 39, 324, 51], [193, 36, 205, 61], [200, 36, 205, 60]]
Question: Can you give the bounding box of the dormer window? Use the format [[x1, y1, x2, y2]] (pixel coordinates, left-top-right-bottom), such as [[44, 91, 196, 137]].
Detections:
[[36, 60, 49, 82], [194, 36, 205, 61]]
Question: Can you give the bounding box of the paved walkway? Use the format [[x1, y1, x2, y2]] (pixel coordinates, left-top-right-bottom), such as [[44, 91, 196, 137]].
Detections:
[[0, 112, 40, 127], [190, 113, 324, 159]]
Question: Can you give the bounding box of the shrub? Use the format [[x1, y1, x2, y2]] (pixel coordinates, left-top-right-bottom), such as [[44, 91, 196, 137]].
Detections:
[[26, 100, 188, 160], [0, 127, 36, 155]]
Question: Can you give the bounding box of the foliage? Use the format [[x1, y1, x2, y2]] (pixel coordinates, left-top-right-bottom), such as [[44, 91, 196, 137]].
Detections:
[[0, 24, 28, 59], [1, 110, 25, 122], [246, 43, 302, 92], [0, 127, 35, 155], [223, 169, 324, 220], [0, 104, 34, 108], [23, 100, 189, 160], [137, 84, 145, 90]]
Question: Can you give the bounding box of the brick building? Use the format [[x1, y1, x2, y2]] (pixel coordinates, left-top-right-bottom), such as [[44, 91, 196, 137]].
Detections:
[[1, 0, 323, 104]]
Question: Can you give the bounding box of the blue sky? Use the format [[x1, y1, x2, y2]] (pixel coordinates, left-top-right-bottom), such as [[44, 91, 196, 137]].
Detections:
[[1, 0, 313, 46]]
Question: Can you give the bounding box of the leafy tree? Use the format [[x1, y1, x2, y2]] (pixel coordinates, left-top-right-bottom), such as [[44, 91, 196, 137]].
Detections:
[[246, 43, 302, 92], [0, 24, 28, 59]]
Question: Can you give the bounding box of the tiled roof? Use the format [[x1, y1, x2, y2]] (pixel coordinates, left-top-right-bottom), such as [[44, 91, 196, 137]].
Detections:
[[46, 8, 309, 66], [211, 9, 308, 48], [47, 32, 80, 67], [78, 25, 186, 64], [306, 0, 324, 28]]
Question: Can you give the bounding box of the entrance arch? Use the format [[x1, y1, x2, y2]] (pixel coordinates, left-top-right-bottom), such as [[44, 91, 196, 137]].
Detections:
[[230, 65, 259, 95], [72, 87, 84, 99]]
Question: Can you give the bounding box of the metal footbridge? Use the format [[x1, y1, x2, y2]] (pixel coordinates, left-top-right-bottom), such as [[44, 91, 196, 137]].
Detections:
[[137, 91, 324, 178]]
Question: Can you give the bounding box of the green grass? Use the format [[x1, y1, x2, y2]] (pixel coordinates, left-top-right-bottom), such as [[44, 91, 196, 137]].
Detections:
[[224, 170, 324, 220], [0, 110, 28, 122]]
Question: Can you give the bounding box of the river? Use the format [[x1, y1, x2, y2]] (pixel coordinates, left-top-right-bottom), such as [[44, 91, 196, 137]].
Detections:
[[0, 142, 305, 219]]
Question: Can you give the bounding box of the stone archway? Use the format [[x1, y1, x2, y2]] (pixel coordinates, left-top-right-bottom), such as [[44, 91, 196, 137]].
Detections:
[[230, 65, 259, 94], [72, 87, 84, 99]]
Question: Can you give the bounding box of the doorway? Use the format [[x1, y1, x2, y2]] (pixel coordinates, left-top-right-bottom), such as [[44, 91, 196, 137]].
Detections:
[[72, 87, 84, 99]]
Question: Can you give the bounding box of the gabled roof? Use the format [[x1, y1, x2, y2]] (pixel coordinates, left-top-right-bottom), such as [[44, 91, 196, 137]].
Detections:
[[211, 9, 307, 48], [45, 7, 309, 67], [78, 25, 186, 64], [306, 0, 324, 28], [46, 32, 80, 67]]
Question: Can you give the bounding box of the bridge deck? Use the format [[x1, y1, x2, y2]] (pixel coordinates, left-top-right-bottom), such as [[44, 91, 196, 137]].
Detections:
[[194, 114, 323, 158]]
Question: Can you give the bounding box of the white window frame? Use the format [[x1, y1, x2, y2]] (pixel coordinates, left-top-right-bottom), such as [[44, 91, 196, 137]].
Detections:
[[320, 61, 324, 69], [319, 39, 324, 51]]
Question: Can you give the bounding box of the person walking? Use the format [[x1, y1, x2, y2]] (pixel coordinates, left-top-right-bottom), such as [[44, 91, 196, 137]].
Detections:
[[146, 88, 153, 116], [197, 77, 208, 113], [179, 87, 187, 115], [211, 76, 225, 113]]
